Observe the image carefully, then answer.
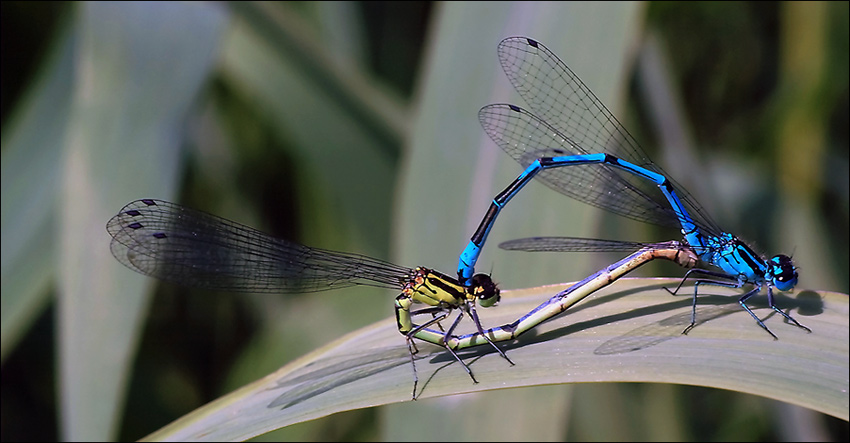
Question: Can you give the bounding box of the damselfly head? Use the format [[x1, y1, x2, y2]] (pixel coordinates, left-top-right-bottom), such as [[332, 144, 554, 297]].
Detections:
[[471, 273, 500, 307], [770, 254, 798, 291]]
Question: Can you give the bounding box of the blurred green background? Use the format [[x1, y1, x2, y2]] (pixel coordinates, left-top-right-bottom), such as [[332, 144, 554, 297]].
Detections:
[[2, 1, 847, 441]]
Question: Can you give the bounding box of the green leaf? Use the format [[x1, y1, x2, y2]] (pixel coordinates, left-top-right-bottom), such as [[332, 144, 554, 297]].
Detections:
[[142, 280, 847, 441], [56, 3, 227, 440], [0, 11, 73, 362]]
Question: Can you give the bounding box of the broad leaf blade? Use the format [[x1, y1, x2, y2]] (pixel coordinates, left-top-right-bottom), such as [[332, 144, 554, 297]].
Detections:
[[142, 280, 847, 441]]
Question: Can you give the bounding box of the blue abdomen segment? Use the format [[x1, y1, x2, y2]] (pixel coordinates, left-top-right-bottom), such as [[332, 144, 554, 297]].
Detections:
[[457, 152, 698, 286]]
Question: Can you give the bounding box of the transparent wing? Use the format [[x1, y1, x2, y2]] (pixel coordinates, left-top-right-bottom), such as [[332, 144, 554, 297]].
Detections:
[[480, 104, 682, 228], [485, 36, 722, 237], [499, 236, 682, 252], [107, 199, 412, 293]]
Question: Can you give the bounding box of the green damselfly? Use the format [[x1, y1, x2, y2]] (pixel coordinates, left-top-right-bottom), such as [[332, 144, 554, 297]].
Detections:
[[108, 199, 698, 398]]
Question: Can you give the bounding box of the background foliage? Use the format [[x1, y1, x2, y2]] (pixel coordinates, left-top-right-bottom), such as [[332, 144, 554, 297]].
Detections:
[[2, 1, 847, 441]]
